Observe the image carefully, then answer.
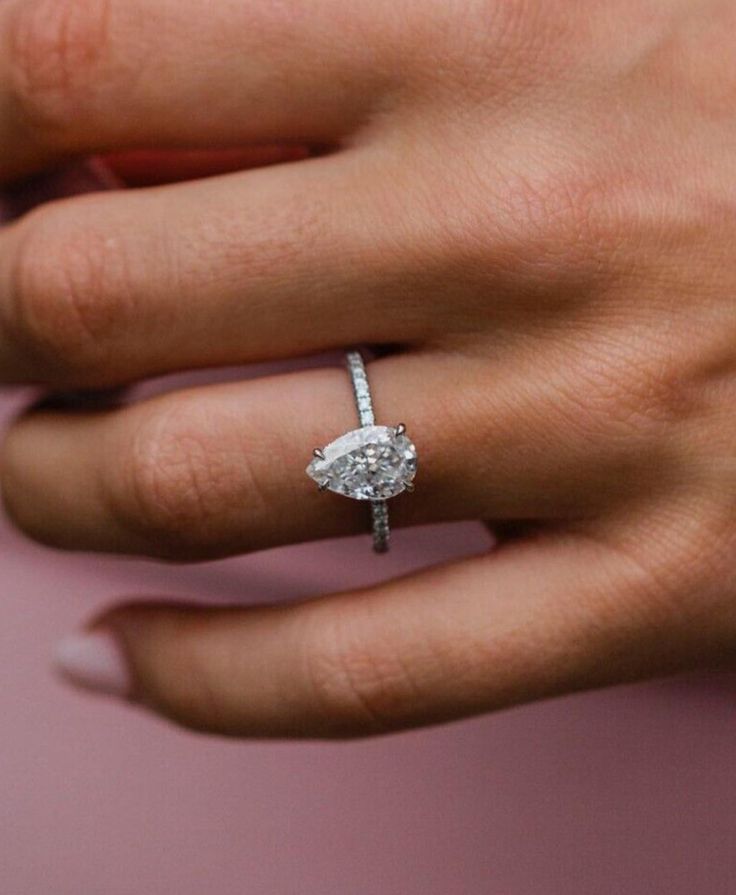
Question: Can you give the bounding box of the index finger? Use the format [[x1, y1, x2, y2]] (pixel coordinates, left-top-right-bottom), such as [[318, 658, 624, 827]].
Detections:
[[0, 0, 403, 181]]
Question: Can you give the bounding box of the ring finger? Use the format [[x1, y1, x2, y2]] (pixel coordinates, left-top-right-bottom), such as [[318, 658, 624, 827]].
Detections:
[[1, 350, 655, 559]]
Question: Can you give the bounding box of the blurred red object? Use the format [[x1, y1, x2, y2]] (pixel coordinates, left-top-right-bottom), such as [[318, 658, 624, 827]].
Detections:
[[101, 145, 310, 187]]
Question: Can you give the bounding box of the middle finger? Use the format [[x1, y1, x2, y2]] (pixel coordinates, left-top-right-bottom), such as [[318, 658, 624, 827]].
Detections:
[[0, 151, 434, 387]]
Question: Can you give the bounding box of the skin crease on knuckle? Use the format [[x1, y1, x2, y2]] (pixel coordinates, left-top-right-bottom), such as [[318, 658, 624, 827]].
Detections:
[[6, 0, 118, 142], [299, 598, 438, 738], [3, 204, 141, 385], [108, 406, 245, 559], [102, 400, 283, 561]]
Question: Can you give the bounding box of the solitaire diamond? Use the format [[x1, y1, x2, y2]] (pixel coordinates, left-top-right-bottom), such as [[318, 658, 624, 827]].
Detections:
[[307, 425, 417, 501]]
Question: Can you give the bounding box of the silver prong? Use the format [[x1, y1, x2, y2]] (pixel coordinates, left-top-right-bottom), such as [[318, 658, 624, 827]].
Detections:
[[318, 480, 329, 492], [395, 423, 407, 437], [404, 482, 415, 493], [313, 448, 326, 460]]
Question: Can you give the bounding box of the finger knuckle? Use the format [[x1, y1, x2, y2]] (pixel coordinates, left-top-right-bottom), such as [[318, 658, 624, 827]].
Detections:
[[466, 0, 551, 64], [112, 406, 238, 556], [8, 0, 113, 139], [657, 508, 736, 603], [7, 207, 127, 382], [499, 167, 612, 273], [598, 500, 736, 646], [157, 625, 237, 734], [415, 158, 616, 314], [303, 605, 421, 738], [411, 0, 546, 85]]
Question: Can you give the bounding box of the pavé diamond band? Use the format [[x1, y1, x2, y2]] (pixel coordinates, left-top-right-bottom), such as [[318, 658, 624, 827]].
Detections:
[[306, 350, 418, 553]]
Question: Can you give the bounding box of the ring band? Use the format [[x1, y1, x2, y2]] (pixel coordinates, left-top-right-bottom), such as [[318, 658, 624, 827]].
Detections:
[[306, 350, 418, 554], [346, 349, 376, 428], [347, 350, 390, 552]]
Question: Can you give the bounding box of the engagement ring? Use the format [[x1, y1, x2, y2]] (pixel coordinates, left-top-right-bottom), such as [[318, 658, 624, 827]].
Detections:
[[306, 350, 418, 553]]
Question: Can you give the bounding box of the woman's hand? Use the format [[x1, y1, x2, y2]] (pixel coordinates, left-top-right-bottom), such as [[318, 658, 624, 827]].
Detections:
[[2, 0, 736, 737]]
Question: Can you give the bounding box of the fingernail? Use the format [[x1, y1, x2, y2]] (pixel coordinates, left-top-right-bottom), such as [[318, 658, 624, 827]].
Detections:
[[54, 629, 131, 699]]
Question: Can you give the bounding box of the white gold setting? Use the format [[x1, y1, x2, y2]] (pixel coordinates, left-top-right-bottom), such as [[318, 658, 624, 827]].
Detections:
[[306, 350, 418, 553]]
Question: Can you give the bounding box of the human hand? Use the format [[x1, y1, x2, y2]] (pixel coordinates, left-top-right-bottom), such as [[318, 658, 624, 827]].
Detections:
[[1, 0, 735, 737]]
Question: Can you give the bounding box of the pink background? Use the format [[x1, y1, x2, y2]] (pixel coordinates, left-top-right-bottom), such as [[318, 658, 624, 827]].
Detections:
[[2, 169, 736, 894]]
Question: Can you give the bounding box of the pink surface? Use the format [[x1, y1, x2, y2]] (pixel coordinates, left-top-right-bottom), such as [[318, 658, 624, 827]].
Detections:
[[1, 168, 735, 894]]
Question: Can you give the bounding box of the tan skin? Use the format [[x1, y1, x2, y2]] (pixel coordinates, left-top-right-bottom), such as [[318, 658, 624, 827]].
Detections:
[[1, 0, 736, 737]]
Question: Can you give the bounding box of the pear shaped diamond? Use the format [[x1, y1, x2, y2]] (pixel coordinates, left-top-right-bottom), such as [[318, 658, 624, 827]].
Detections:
[[307, 426, 417, 501]]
